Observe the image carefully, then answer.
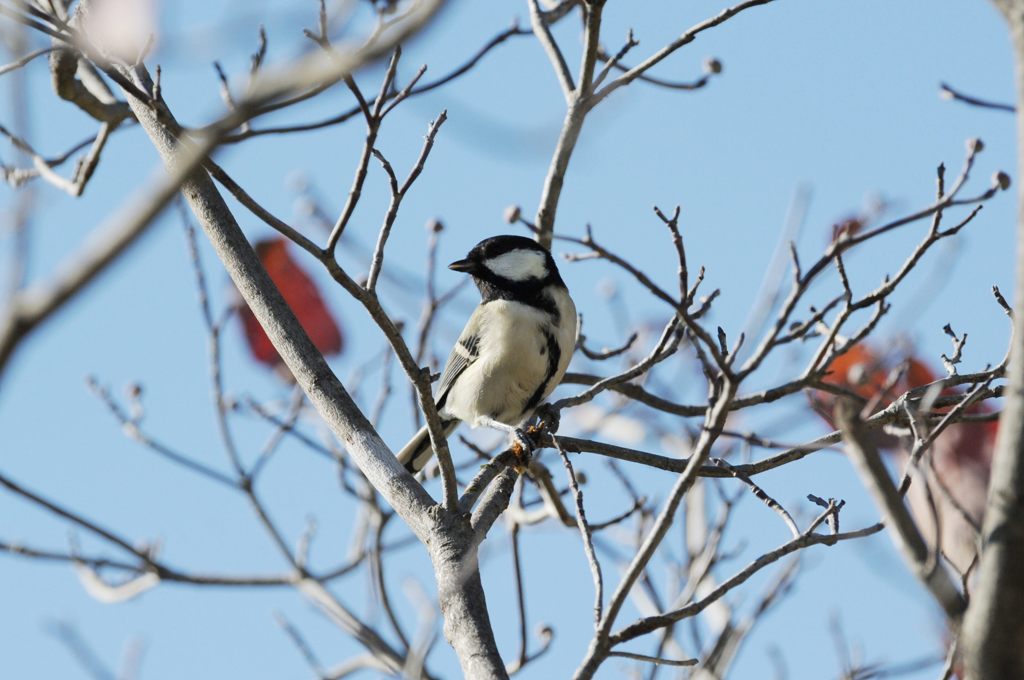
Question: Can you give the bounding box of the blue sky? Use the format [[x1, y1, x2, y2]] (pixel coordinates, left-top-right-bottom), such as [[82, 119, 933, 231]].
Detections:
[[0, 1, 1017, 678]]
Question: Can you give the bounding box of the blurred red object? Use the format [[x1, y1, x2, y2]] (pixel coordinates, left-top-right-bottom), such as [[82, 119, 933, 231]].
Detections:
[[240, 238, 344, 371], [812, 344, 937, 448], [812, 343, 996, 575], [830, 215, 865, 241]]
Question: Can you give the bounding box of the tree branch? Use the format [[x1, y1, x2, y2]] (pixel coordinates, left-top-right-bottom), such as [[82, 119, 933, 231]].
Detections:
[[120, 66, 436, 536], [837, 400, 966, 622], [963, 6, 1024, 676]]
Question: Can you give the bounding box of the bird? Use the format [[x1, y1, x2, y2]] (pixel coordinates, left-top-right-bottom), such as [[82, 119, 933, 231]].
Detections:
[[397, 234, 577, 474]]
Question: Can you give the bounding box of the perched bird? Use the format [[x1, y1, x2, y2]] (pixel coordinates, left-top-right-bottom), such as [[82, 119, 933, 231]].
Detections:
[[397, 235, 577, 473]]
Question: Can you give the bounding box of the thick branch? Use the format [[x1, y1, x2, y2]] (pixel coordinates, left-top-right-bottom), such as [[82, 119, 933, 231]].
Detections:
[[0, 134, 217, 379], [837, 400, 965, 622], [120, 72, 436, 538], [963, 7, 1024, 677], [429, 509, 511, 679]]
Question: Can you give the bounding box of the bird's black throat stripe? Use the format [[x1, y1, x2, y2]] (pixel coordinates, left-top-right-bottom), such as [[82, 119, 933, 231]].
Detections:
[[476, 278, 561, 318], [524, 329, 561, 414]]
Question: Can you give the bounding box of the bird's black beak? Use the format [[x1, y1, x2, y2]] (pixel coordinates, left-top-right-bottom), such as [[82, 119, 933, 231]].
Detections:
[[448, 258, 476, 273]]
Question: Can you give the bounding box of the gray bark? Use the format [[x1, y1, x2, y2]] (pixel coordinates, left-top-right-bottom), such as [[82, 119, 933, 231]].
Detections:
[[963, 3, 1024, 677], [120, 69, 509, 677], [427, 508, 509, 680]]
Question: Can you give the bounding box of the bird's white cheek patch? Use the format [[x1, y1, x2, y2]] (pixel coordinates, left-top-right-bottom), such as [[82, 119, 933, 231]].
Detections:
[[484, 250, 547, 281]]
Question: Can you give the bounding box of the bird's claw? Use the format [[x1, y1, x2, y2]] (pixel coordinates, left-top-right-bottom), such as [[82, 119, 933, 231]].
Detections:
[[510, 428, 534, 472]]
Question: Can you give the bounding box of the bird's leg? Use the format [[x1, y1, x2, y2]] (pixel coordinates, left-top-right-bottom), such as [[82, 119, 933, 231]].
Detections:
[[476, 416, 534, 470]]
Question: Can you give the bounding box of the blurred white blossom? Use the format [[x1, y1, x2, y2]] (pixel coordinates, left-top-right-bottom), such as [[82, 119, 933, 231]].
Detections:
[[82, 0, 158, 62]]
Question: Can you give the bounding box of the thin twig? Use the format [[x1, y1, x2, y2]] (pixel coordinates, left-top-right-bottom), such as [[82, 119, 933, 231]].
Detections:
[[528, 0, 574, 101], [607, 651, 697, 667], [940, 81, 1015, 113], [554, 438, 604, 628], [713, 458, 799, 537]]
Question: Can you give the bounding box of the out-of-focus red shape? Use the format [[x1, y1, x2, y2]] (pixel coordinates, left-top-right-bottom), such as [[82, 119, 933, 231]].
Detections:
[[814, 343, 996, 454], [240, 238, 343, 370], [814, 344, 938, 420], [811, 342, 997, 576], [830, 215, 865, 241]]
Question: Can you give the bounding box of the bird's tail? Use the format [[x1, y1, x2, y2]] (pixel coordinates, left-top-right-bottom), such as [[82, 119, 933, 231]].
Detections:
[[396, 418, 460, 474]]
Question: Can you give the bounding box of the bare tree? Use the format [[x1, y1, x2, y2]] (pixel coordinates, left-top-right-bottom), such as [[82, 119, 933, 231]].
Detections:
[[0, 1, 1014, 678]]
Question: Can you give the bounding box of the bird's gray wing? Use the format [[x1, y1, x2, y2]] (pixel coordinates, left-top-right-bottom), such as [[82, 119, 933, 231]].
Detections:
[[434, 307, 485, 409]]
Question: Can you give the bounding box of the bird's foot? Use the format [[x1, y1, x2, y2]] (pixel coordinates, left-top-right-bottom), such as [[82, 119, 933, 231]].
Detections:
[[510, 428, 535, 473]]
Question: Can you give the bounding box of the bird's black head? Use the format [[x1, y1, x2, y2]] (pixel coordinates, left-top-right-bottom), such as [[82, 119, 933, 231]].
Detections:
[[449, 235, 565, 309]]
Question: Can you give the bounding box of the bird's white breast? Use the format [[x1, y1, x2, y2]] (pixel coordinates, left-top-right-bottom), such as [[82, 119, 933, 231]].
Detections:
[[444, 293, 575, 427]]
